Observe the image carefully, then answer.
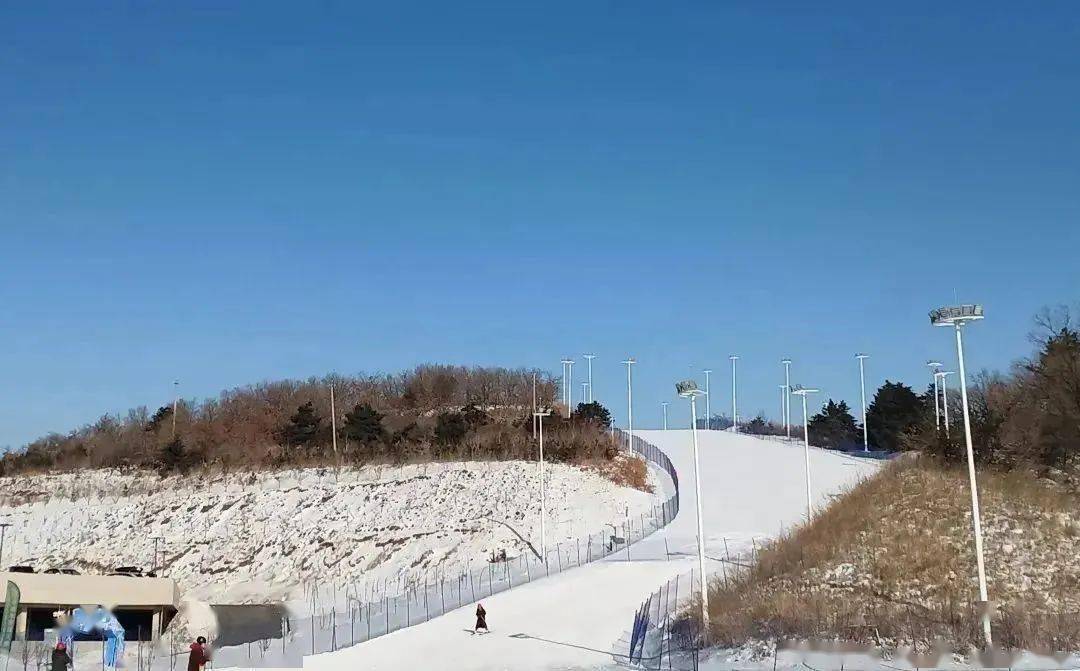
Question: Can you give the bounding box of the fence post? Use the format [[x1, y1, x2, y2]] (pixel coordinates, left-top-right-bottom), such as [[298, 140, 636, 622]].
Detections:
[[557, 542, 563, 572], [505, 559, 511, 588]]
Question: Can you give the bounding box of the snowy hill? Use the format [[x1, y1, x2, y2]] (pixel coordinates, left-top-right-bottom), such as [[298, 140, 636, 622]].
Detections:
[[0, 460, 657, 636], [303, 430, 879, 671]]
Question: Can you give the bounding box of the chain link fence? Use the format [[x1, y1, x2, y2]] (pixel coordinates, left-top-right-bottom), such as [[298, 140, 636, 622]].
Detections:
[[209, 432, 680, 667]]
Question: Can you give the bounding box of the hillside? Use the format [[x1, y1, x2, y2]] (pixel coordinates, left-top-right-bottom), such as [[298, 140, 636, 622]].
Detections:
[[0, 459, 658, 636], [705, 456, 1080, 656]]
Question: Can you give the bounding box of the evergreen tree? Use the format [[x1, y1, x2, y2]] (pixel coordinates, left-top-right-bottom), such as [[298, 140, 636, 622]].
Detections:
[[342, 403, 385, 445], [572, 401, 612, 427], [807, 399, 860, 449], [280, 401, 322, 447], [866, 380, 924, 452], [159, 437, 188, 472], [1026, 325, 1080, 468], [435, 411, 468, 445], [146, 405, 173, 433]]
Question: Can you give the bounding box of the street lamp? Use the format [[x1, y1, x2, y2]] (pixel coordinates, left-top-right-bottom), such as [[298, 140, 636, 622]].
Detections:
[[583, 354, 596, 403], [676, 379, 710, 632], [534, 409, 553, 563], [931, 303, 991, 647], [729, 355, 739, 431], [935, 370, 956, 438], [855, 354, 870, 452], [927, 360, 943, 431], [622, 358, 636, 452], [561, 359, 575, 415], [791, 385, 819, 520], [703, 369, 712, 430], [781, 359, 793, 438], [661, 401, 669, 430]]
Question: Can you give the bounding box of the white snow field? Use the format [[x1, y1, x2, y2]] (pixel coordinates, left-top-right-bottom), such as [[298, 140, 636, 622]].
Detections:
[[302, 430, 880, 671], [0, 461, 655, 634]]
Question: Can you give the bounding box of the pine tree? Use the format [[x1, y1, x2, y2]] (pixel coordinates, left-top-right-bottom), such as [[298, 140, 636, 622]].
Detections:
[[280, 401, 322, 447], [342, 403, 385, 445], [572, 401, 612, 427], [807, 399, 860, 449], [866, 381, 924, 452]]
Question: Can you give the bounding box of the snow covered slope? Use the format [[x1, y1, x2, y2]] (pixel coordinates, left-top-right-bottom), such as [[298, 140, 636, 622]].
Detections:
[[0, 461, 656, 627], [303, 430, 879, 671]]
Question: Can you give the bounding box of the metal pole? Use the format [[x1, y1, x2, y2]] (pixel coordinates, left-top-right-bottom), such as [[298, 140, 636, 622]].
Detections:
[[567, 360, 574, 414], [857, 354, 869, 452], [582, 382, 588, 405], [623, 359, 636, 452], [584, 354, 595, 403], [929, 362, 942, 430], [330, 383, 338, 455], [536, 412, 548, 563], [662, 402, 669, 431], [940, 372, 953, 438], [703, 370, 711, 429], [687, 394, 710, 630], [782, 360, 791, 437], [532, 373, 537, 438], [954, 323, 992, 646], [0, 523, 10, 567], [172, 380, 179, 439], [802, 393, 812, 519], [730, 356, 739, 431]]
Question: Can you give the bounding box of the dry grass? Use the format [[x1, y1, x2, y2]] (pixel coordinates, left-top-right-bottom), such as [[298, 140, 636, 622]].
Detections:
[[706, 456, 1080, 652], [587, 454, 654, 493]]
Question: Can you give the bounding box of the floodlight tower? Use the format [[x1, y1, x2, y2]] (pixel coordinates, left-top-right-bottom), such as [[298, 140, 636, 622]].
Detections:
[[581, 382, 589, 405], [927, 360, 943, 430], [778, 385, 787, 424], [855, 354, 870, 452], [936, 370, 956, 438], [781, 359, 793, 438], [703, 369, 712, 429], [583, 354, 596, 403], [622, 358, 636, 452], [729, 355, 739, 431], [561, 358, 575, 414], [931, 304, 991, 647], [676, 379, 710, 631], [791, 385, 819, 520], [661, 401, 669, 430], [534, 409, 553, 563]]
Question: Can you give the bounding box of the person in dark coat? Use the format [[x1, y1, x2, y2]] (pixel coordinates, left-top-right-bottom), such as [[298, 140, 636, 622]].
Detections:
[[474, 603, 488, 633], [51, 642, 72, 671], [187, 637, 210, 671]]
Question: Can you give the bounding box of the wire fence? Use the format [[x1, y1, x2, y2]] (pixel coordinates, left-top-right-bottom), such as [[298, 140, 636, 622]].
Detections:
[[209, 432, 681, 668], [628, 569, 704, 670]]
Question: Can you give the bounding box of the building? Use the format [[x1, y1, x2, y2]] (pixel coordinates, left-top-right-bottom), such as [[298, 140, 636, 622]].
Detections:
[[0, 571, 179, 642]]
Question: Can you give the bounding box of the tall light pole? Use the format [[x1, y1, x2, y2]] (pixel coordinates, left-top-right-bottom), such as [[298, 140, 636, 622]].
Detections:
[[855, 354, 870, 452], [927, 360, 943, 431], [532, 372, 538, 438], [931, 304, 992, 647], [676, 380, 710, 632], [534, 409, 552, 563], [661, 402, 669, 430], [791, 385, 819, 520], [561, 359, 575, 415], [622, 358, 636, 452], [581, 382, 589, 405], [703, 369, 712, 430], [781, 359, 792, 438], [779, 385, 787, 425], [936, 370, 956, 438], [729, 355, 739, 431], [329, 382, 338, 455], [172, 380, 179, 439], [583, 354, 596, 403]]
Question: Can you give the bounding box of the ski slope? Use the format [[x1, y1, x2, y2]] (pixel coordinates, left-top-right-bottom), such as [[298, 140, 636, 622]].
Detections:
[[302, 430, 880, 671]]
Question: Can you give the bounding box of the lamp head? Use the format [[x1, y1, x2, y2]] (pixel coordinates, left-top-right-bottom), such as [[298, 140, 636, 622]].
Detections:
[[930, 304, 984, 327], [676, 379, 705, 397]]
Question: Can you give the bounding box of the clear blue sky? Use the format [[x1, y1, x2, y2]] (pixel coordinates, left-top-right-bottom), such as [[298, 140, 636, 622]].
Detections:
[[3, 2, 1079, 449]]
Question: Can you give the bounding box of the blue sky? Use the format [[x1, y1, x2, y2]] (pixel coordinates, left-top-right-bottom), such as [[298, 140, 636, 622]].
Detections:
[[2, 2, 1079, 448]]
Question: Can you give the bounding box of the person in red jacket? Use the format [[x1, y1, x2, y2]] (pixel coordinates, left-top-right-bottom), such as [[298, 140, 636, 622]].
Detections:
[[187, 637, 210, 671]]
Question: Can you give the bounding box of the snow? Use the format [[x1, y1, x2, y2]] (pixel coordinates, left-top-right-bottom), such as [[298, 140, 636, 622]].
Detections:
[[302, 430, 880, 670], [0, 460, 656, 639]]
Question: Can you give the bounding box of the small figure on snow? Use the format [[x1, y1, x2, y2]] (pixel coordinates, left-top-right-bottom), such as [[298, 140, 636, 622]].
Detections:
[[51, 642, 72, 671], [474, 603, 489, 633], [188, 636, 211, 671]]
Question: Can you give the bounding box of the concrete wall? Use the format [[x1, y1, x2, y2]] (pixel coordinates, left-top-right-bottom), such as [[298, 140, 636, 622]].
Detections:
[[0, 572, 179, 608]]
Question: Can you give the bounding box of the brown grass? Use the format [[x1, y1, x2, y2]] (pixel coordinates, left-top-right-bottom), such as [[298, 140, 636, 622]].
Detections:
[[587, 454, 654, 493], [706, 456, 1080, 652]]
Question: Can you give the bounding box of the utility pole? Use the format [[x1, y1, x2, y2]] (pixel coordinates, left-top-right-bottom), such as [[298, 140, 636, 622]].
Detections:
[[622, 358, 636, 452], [172, 380, 179, 439], [931, 304, 992, 647], [583, 354, 596, 403], [856, 354, 870, 452]]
